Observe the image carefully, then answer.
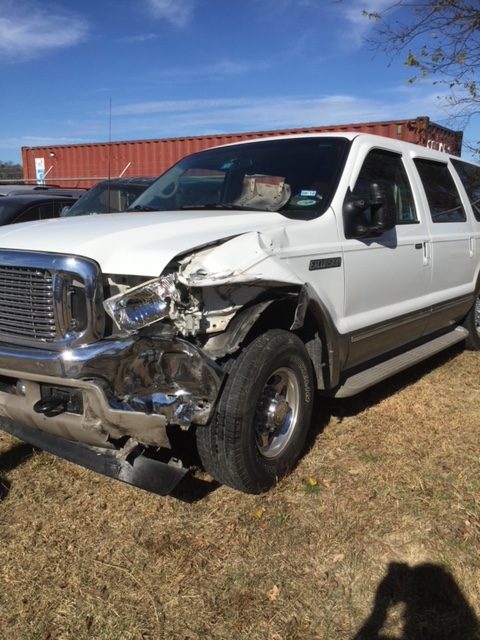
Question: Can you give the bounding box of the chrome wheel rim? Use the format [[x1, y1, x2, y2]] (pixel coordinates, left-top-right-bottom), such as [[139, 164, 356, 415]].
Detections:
[[255, 366, 301, 459]]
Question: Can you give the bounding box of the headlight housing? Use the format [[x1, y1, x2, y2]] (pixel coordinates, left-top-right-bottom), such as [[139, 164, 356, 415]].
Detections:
[[104, 275, 180, 333]]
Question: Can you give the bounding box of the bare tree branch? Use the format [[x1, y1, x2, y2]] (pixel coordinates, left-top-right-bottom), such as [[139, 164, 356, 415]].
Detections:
[[364, 1, 480, 151]]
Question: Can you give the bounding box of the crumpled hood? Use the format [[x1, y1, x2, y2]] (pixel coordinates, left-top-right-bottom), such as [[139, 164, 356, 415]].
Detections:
[[0, 210, 284, 276]]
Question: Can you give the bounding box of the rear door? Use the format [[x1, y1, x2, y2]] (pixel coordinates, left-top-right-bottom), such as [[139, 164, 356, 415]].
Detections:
[[412, 157, 476, 334]]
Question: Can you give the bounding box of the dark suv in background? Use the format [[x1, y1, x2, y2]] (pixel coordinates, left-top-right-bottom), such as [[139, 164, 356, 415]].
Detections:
[[62, 177, 155, 216], [0, 193, 81, 225]]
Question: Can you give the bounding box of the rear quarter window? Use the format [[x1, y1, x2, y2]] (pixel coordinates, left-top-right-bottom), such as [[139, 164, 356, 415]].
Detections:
[[451, 158, 480, 221]]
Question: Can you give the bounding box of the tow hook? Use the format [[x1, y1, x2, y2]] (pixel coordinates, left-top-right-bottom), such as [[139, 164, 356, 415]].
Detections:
[[33, 396, 68, 417]]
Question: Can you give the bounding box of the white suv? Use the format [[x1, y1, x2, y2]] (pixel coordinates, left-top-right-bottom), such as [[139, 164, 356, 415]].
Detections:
[[0, 132, 478, 494]]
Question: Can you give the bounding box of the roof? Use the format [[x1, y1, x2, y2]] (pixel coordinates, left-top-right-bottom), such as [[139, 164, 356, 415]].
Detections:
[[210, 131, 471, 163], [0, 194, 80, 206]]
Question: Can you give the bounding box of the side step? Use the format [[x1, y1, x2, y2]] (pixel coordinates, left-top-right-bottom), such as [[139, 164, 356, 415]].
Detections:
[[334, 327, 468, 398]]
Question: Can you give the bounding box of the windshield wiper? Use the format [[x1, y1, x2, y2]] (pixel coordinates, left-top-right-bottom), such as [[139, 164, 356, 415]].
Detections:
[[180, 203, 265, 211], [128, 205, 157, 212]]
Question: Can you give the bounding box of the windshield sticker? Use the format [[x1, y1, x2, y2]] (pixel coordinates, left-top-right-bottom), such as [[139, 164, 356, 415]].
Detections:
[[300, 190, 317, 197], [296, 199, 317, 206]]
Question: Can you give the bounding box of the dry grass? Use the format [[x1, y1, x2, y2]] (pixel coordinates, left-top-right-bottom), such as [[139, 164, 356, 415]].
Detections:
[[0, 345, 479, 639]]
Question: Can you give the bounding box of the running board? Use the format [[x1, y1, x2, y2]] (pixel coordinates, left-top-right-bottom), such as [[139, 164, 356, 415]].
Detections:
[[334, 327, 468, 398]]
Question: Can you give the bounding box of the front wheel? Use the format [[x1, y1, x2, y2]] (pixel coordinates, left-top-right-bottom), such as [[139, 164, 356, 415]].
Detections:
[[196, 329, 315, 493]]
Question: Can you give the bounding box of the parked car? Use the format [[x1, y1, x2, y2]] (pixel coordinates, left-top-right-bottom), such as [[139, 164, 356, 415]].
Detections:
[[0, 133, 478, 496], [0, 184, 85, 198], [0, 193, 80, 225], [61, 177, 155, 216]]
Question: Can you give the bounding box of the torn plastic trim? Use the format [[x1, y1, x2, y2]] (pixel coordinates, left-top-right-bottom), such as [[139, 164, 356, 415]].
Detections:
[[291, 283, 348, 389], [203, 300, 275, 359]]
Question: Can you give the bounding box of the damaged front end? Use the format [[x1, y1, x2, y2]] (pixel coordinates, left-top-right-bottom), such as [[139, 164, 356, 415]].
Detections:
[[0, 234, 302, 494], [0, 250, 227, 495]]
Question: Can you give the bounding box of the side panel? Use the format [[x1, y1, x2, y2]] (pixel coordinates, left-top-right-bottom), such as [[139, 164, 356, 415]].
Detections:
[[276, 208, 346, 333]]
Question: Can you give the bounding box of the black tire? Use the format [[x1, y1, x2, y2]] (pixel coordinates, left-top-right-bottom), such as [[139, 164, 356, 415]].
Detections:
[[463, 294, 480, 350], [196, 329, 315, 493]]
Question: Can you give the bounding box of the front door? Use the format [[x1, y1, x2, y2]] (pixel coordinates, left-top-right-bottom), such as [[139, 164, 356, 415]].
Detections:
[[341, 145, 432, 368]]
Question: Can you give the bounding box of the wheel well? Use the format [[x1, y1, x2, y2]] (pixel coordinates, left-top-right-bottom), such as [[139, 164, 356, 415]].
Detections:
[[243, 298, 296, 342]]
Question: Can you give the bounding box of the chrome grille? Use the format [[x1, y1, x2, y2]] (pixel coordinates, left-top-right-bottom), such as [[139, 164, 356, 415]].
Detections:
[[0, 250, 104, 349], [0, 266, 56, 341]]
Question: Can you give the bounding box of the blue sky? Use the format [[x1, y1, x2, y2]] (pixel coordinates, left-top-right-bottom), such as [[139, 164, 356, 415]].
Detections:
[[1, 0, 478, 164]]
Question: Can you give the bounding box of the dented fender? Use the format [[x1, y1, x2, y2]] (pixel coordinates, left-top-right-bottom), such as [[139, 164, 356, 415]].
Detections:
[[178, 230, 302, 287]]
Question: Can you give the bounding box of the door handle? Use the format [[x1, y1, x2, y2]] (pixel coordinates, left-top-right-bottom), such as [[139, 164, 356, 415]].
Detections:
[[422, 241, 431, 266]]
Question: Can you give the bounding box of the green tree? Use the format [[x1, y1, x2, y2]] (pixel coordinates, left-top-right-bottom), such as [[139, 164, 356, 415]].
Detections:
[[0, 161, 22, 181], [364, 1, 480, 149]]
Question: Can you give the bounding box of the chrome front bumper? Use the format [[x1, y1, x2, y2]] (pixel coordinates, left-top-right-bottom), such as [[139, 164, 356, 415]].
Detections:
[[0, 335, 225, 449]]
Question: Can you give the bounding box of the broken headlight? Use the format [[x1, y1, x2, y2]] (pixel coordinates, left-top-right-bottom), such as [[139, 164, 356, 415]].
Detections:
[[104, 275, 180, 333]]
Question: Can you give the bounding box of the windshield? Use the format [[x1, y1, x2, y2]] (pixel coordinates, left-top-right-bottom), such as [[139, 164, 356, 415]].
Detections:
[[129, 137, 350, 218], [62, 181, 149, 216]]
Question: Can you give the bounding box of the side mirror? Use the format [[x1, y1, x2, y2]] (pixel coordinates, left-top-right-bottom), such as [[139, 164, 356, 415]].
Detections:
[[343, 198, 370, 238], [343, 181, 396, 239], [368, 182, 396, 235]]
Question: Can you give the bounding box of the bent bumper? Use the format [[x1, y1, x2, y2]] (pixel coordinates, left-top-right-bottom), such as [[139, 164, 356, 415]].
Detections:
[[0, 335, 224, 449], [0, 418, 188, 495]]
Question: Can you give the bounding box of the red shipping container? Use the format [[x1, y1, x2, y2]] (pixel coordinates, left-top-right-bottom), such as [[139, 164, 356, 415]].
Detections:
[[21, 116, 463, 188]]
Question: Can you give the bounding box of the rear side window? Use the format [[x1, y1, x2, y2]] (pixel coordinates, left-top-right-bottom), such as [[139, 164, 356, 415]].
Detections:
[[451, 159, 480, 221], [14, 201, 64, 224], [15, 206, 42, 223], [414, 159, 466, 223]]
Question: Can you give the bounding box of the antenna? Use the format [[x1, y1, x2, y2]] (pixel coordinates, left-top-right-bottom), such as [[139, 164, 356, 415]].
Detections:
[[107, 97, 112, 212]]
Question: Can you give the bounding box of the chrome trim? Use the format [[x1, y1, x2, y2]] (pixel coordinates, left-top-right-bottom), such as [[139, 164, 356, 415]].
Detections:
[[351, 309, 432, 343], [0, 334, 225, 436], [0, 249, 105, 349], [350, 294, 473, 344]]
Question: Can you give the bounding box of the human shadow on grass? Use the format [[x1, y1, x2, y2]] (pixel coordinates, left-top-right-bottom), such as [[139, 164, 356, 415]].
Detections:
[[352, 561, 480, 640], [0, 442, 36, 500], [304, 343, 464, 453]]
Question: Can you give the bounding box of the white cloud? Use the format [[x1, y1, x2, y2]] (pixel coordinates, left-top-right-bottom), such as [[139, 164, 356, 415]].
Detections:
[[0, 0, 88, 59], [107, 89, 454, 138], [111, 97, 255, 117], [337, 0, 396, 47], [123, 33, 158, 43], [0, 134, 88, 150], [4, 87, 476, 163], [122, 59, 270, 86], [144, 0, 196, 28]]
